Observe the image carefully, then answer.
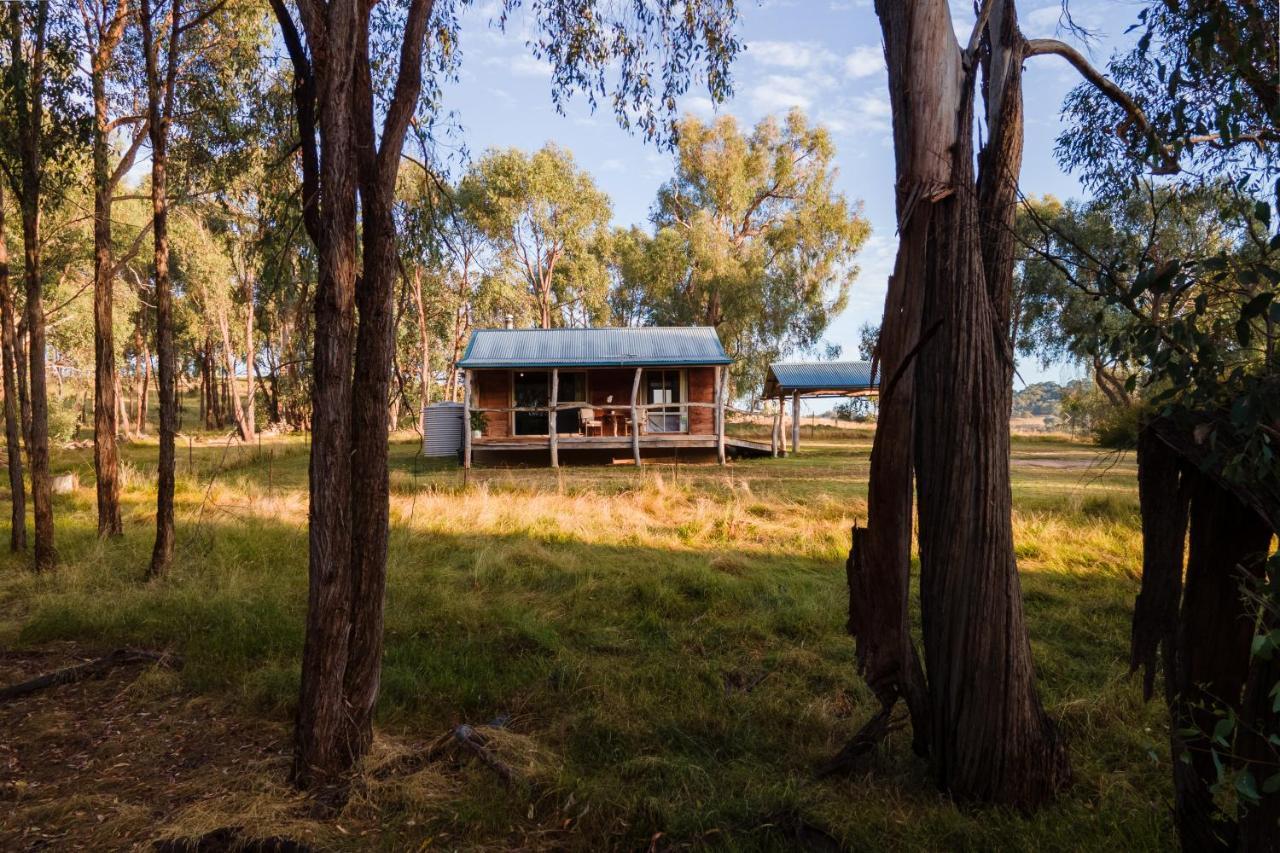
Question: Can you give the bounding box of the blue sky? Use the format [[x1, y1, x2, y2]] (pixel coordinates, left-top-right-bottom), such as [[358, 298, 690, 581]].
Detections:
[[439, 0, 1135, 389]]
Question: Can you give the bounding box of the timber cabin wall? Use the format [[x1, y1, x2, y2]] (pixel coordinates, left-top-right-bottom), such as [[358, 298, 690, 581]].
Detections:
[[471, 366, 717, 438], [687, 367, 715, 435], [474, 370, 511, 438]]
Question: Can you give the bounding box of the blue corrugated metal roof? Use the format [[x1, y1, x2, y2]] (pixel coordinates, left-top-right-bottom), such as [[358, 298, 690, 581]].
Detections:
[[458, 326, 732, 368], [765, 361, 877, 395]]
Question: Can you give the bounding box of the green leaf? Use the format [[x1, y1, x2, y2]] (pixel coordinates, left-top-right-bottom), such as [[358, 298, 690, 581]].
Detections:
[[1236, 770, 1260, 804], [1236, 319, 1252, 348], [1254, 200, 1271, 226], [1241, 291, 1275, 320], [1263, 772, 1280, 795], [1212, 717, 1234, 746]]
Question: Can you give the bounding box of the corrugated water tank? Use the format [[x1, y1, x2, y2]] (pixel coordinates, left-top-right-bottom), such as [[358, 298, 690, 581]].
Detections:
[[422, 402, 464, 458]]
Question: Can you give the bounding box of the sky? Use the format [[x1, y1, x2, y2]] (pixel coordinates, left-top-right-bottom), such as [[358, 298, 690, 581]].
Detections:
[[436, 0, 1136, 391]]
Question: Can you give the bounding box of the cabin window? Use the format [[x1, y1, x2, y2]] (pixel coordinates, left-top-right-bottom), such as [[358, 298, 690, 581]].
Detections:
[[644, 369, 686, 433], [512, 370, 588, 435]]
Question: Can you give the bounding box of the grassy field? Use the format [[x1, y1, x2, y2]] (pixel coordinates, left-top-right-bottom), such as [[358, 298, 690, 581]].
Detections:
[[0, 428, 1170, 850]]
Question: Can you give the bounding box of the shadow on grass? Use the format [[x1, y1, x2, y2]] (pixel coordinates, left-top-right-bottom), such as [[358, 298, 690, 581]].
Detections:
[[0, 495, 1169, 851]]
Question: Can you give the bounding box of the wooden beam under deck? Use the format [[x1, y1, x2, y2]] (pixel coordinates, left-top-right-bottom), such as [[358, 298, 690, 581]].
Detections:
[[472, 434, 773, 455]]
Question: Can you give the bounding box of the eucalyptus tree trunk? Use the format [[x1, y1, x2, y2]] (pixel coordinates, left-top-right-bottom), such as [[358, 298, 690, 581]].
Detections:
[[843, 0, 1068, 806], [271, 0, 437, 788], [6, 0, 55, 571], [218, 306, 253, 441], [84, 0, 140, 538], [0, 184, 25, 551], [141, 0, 182, 580], [411, 266, 431, 411], [243, 268, 256, 436]]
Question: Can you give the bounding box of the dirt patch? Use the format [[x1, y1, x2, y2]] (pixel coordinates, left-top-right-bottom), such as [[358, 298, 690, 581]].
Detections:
[[0, 643, 309, 851], [1012, 457, 1098, 470], [0, 644, 576, 851]]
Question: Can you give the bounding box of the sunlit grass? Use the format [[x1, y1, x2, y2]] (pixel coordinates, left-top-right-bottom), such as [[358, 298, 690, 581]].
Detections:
[[0, 430, 1171, 850]]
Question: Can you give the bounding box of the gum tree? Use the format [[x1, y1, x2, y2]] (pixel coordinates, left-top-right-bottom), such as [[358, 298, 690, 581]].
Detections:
[[267, 0, 739, 789], [0, 0, 88, 571], [78, 0, 149, 538], [837, 0, 1230, 807]]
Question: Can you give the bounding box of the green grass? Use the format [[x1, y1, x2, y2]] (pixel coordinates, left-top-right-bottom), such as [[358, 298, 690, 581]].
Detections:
[[0, 430, 1172, 850]]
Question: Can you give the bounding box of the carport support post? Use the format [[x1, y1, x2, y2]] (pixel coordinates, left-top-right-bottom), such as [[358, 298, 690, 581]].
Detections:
[[715, 365, 726, 465], [549, 368, 559, 468], [462, 369, 472, 469], [771, 397, 779, 457], [791, 390, 801, 455], [773, 391, 783, 455], [630, 367, 642, 467]]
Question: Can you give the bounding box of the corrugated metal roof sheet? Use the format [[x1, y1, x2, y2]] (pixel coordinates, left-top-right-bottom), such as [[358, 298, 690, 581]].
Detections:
[[765, 361, 877, 396], [458, 326, 732, 368]]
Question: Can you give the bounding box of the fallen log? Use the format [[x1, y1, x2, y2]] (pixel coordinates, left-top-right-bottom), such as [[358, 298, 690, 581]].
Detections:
[[0, 648, 182, 703]]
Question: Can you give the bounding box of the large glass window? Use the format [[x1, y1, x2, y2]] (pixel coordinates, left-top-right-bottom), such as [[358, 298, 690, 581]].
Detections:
[[645, 369, 685, 433], [512, 371, 588, 435], [513, 371, 548, 435]]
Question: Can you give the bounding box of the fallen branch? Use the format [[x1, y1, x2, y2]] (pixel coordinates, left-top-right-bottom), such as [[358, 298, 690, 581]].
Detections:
[[0, 648, 182, 704], [450, 723, 518, 784], [371, 718, 519, 785], [816, 706, 902, 778]]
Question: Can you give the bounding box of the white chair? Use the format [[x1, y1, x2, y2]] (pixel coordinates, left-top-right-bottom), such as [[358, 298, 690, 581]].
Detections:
[[579, 405, 603, 436]]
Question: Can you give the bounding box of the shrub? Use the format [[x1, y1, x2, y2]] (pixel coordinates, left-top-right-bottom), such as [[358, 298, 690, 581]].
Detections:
[[47, 394, 82, 443]]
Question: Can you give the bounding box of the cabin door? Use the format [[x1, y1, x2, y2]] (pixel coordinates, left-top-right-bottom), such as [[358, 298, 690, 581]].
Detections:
[[645, 369, 685, 433], [512, 371, 549, 435]]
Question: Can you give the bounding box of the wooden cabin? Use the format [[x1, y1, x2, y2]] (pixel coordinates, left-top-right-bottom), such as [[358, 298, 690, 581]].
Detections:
[[457, 327, 770, 466]]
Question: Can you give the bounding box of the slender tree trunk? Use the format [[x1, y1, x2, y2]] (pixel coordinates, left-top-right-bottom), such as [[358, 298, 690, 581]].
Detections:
[[136, 322, 150, 435], [281, 0, 361, 785], [411, 266, 431, 412], [274, 0, 436, 788], [218, 307, 252, 440], [198, 341, 207, 426], [0, 184, 25, 551], [244, 269, 256, 438], [114, 370, 131, 435], [89, 20, 123, 537], [142, 0, 182, 580], [15, 322, 30, 450], [20, 188, 52, 571], [8, 0, 54, 571]]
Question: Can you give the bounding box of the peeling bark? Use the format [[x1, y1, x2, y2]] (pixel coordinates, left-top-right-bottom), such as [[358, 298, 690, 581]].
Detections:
[[843, 0, 1069, 806]]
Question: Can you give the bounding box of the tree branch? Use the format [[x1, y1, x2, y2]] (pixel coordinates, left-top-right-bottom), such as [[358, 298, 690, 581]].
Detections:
[[1024, 37, 1179, 174]]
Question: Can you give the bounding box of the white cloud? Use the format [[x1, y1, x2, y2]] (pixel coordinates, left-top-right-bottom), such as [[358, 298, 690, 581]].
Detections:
[[485, 53, 552, 78], [818, 89, 892, 135], [843, 45, 884, 78], [600, 158, 625, 172], [1022, 4, 1065, 37], [750, 74, 818, 113], [747, 39, 835, 70], [682, 95, 716, 118]]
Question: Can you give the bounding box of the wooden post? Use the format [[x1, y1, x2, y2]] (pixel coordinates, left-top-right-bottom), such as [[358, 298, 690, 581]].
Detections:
[[462, 369, 472, 469], [715, 365, 726, 465], [773, 394, 783, 455], [791, 390, 801, 456], [771, 395, 779, 457], [549, 367, 559, 468], [630, 367, 642, 467]]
